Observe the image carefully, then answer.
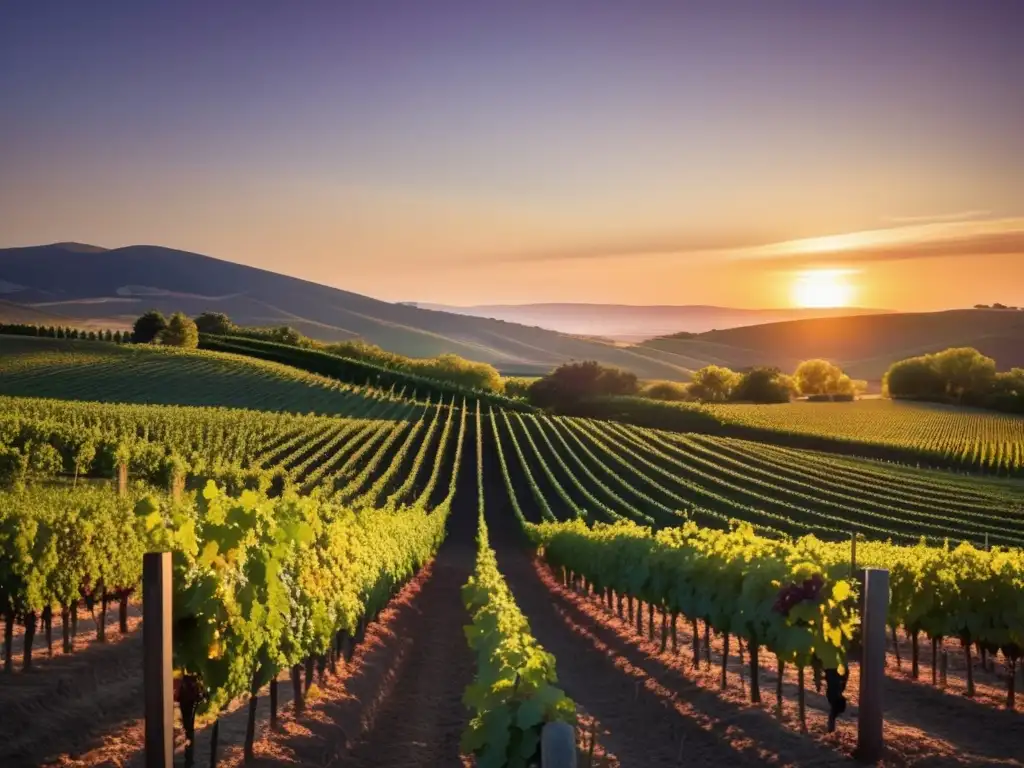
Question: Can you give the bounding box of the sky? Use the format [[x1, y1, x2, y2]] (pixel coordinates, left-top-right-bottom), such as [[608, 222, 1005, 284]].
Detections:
[[1, 0, 1023, 310]]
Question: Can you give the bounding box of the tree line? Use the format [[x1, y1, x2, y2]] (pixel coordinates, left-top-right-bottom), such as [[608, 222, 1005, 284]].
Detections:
[[885, 347, 1024, 414], [521, 358, 867, 410], [0, 323, 128, 343], [188, 311, 506, 394]]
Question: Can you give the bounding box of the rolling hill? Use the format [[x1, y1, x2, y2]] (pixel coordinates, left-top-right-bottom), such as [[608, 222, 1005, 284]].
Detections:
[[0, 335, 403, 414], [642, 309, 1024, 381], [5, 243, 1022, 384], [0, 242, 699, 379], [415, 302, 891, 341]]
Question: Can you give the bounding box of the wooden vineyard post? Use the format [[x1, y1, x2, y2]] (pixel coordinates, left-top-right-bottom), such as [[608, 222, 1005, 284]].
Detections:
[[541, 721, 577, 768], [116, 462, 128, 497], [850, 530, 857, 578], [856, 568, 889, 763], [143, 552, 173, 768]]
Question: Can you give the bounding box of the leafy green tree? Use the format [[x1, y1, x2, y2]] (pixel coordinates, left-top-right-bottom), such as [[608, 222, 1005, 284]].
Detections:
[[688, 365, 740, 403], [132, 311, 168, 344], [931, 347, 996, 404], [528, 361, 639, 409], [194, 312, 235, 336], [731, 367, 794, 403], [414, 353, 504, 393], [502, 377, 536, 400], [640, 380, 691, 401], [158, 313, 200, 349], [794, 359, 845, 397], [884, 356, 944, 399]]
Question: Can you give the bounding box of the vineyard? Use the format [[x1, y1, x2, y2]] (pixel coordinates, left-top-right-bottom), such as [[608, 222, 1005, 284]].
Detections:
[[706, 399, 1024, 476], [1, 382, 1023, 766], [0, 336, 416, 414], [489, 411, 1024, 548]]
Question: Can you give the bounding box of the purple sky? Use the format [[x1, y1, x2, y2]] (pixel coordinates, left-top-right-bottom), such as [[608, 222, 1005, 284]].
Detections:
[[2, 1, 1023, 309]]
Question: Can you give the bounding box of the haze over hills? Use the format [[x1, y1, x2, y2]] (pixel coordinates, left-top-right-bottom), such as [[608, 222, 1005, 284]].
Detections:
[[3, 242, 1023, 385], [641, 309, 1024, 382], [0, 242, 700, 378], [414, 302, 893, 341]]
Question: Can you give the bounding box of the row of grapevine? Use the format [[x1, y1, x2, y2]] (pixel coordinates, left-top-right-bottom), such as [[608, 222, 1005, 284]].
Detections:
[[527, 518, 858, 730], [601, 421, 1023, 545], [1, 397, 468, 763], [462, 403, 576, 767], [1, 486, 152, 671], [798, 535, 1024, 706], [487, 410, 1024, 547], [0, 336, 423, 415], [703, 400, 1024, 475]]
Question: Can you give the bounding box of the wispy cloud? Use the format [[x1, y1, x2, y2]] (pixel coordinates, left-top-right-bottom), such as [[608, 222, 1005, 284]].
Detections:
[[882, 209, 991, 225], [729, 217, 1024, 266], [476, 230, 780, 264], [462, 216, 1024, 269]]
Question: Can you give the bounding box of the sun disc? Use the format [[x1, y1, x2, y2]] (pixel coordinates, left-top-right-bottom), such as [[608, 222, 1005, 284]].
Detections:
[[793, 269, 854, 308]]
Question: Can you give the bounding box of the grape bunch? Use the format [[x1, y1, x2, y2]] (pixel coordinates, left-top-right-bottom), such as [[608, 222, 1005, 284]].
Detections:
[[772, 573, 824, 615]]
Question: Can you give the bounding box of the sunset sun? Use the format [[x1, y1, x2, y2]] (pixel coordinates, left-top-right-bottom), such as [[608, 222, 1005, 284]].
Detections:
[[792, 269, 856, 308]]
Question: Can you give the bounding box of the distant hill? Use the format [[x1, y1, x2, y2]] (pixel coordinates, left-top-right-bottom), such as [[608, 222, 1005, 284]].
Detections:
[[0, 242, 695, 379], [643, 309, 1024, 381], [414, 302, 892, 341]]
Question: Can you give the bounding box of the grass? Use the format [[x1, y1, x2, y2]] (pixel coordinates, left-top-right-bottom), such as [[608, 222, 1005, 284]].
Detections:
[[0, 335, 400, 415]]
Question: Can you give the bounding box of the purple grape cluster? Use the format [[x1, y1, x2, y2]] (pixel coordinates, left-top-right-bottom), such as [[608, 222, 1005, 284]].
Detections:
[[773, 573, 824, 615]]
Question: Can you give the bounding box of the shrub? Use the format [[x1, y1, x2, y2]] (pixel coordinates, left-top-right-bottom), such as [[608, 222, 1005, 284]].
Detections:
[[194, 312, 235, 336], [731, 367, 794, 404], [640, 380, 691, 401], [132, 310, 168, 344], [527, 361, 639, 409], [158, 313, 200, 349], [502, 377, 536, 400], [688, 365, 740, 403]]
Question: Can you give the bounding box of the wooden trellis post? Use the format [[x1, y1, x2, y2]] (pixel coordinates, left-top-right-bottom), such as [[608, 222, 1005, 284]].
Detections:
[[856, 568, 889, 763], [143, 552, 173, 768]]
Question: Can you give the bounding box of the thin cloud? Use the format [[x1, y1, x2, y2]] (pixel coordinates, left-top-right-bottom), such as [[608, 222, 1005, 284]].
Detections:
[[453, 216, 1024, 269], [882, 209, 991, 225], [478, 231, 782, 264], [729, 217, 1024, 266]]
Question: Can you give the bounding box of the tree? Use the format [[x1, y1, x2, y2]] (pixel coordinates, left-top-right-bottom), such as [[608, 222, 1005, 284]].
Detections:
[[688, 365, 740, 403], [158, 313, 199, 349], [731, 367, 793, 403], [794, 359, 845, 397], [640, 380, 691, 402], [413, 353, 504, 393], [992, 369, 1024, 413], [884, 356, 943, 399], [194, 312, 235, 336], [132, 311, 168, 344], [268, 326, 303, 345], [528, 361, 639, 409], [931, 347, 996, 403]]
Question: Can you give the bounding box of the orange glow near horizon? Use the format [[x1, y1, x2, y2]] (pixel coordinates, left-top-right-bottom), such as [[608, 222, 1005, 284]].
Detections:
[[792, 269, 856, 308]]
